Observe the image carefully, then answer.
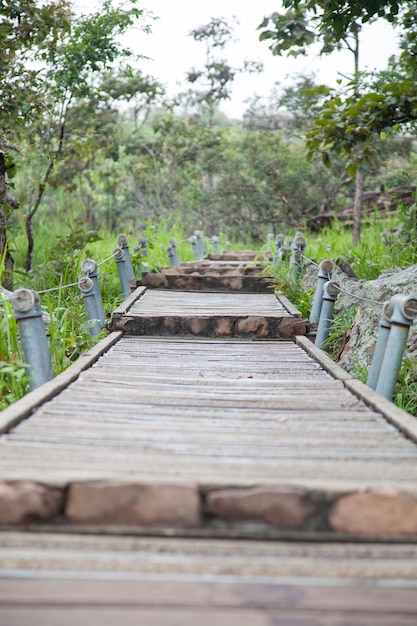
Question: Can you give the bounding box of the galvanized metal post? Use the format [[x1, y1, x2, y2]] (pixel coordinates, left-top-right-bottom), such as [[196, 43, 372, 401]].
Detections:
[[375, 294, 417, 400], [78, 277, 103, 336], [113, 247, 131, 299], [212, 236, 220, 254], [194, 230, 205, 260], [315, 281, 340, 349], [309, 259, 335, 324], [11, 288, 53, 391], [290, 234, 306, 280], [366, 300, 392, 390], [274, 234, 285, 266], [81, 259, 106, 325], [189, 235, 198, 260], [136, 237, 148, 260], [117, 234, 135, 283], [167, 238, 179, 268]]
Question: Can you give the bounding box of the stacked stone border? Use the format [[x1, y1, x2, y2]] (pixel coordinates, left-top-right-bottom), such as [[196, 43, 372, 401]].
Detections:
[[1, 479, 417, 539]]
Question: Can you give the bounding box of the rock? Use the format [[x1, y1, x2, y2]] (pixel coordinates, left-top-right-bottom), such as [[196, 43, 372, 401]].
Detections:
[[185, 317, 210, 335], [173, 276, 202, 291], [303, 263, 417, 374], [205, 486, 315, 528], [335, 265, 417, 372], [220, 276, 243, 291], [141, 273, 169, 289], [235, 317, 269, 338], [0, 481, 63, 524], [329, 490, 417, 536], [65, 481, 201, 527], [278, 317, 307, 338], [214, 317, 234, 336]]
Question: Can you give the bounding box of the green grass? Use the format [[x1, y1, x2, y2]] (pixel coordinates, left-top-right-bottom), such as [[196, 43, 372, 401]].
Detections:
[[265, 214, 417, 416], [1, 215, 248, 409], [4, 209, 417, 415]]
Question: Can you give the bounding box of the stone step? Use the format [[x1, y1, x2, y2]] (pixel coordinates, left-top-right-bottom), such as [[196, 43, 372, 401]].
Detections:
[[109, 289, 305, 338], [140, 270, 274, 293]]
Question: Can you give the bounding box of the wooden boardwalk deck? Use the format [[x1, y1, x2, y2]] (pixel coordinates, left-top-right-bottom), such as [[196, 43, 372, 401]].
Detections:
[[2, 336, 417, 491], [1, 264, 417, 624]]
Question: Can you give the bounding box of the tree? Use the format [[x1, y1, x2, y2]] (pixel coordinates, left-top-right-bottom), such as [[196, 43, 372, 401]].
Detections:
[[23, 0, 149, 271], [259, 2, 369, 243], [0, 0, 71, 287], [259, 1, 417, 244], [100, 67, 165, 130], [183, 17, 262, 127]]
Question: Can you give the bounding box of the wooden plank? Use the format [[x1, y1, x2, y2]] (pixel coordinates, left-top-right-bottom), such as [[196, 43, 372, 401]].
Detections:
[[297, 336, 417, 444], [111, 286, 146, 315], [127, 291, 288, 317], [1, 578, 417, 613], [2, 606, 415, 626], [0, 332, 123, 434], [2, 338, 417, 492]]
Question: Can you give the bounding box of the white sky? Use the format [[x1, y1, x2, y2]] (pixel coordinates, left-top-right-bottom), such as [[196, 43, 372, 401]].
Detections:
[[77, 0, 401, 119]]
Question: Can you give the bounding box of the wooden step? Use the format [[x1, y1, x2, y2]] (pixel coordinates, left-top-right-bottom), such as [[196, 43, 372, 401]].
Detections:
[[109, 289, 305, 338]]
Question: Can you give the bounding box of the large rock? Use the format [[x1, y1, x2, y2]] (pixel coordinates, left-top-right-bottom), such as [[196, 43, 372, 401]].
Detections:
[[0, 481, 63, 524], [329, 490, 417, 536], [303, 263, 417, 373], [65, 481, 201, 527]]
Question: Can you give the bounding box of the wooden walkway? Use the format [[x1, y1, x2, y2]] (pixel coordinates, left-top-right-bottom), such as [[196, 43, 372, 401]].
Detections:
[[1, 258, 417, 624]]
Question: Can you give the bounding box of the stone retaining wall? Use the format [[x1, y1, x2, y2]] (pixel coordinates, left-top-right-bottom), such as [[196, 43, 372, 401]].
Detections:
[[1, 480, 417, 539]]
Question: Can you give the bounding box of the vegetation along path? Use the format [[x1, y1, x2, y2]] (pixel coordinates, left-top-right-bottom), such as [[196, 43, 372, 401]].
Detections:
[[1, 256, 417, 624]]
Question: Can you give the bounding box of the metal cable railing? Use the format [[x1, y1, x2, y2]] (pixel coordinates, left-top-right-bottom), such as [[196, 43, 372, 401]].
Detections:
[[272, 233, 417, 403]]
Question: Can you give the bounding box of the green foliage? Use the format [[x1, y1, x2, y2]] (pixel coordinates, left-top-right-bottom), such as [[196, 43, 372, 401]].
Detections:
[[394, 357, 417, 415], [184, 17, 262, 126]]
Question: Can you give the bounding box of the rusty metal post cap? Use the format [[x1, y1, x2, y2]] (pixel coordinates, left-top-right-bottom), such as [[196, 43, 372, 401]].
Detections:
[[319, 259, 334, 275], [117, 234, 128, 246], [113, 248, 124, 261], [323, 281, 340, 298], [11, 288, 36, 313], [78, 277, 94, 293], [81, 259, 97, 275]]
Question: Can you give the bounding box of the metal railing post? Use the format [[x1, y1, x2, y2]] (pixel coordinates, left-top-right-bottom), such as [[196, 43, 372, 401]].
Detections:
[[366, 300, 392, 390], [113, 248, 131, 299], [81, 259, 106, 326], [167, 238, 180, 268], [78, 277, 103, 336], [135, 237, 148, 260], [212, 236, 220, 254], [117, 234, 135, 284], [273, 234, 286, 266], [375, 294, 417, 400], [11, 288, 53, 391], [290, 234, 306, 280], [189, 235, 198, 260], [309, 259, 335, 324], [194, 230, 205, 260], [315, 281, 340, 349]]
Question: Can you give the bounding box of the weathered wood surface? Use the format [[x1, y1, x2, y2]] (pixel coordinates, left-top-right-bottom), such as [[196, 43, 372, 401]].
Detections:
[[109, 290, 306, 337], [3, 338, 417, 485], [0, 533, 417, 625], [1, 337, 417, 537], [2, 279, 417, 621]]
